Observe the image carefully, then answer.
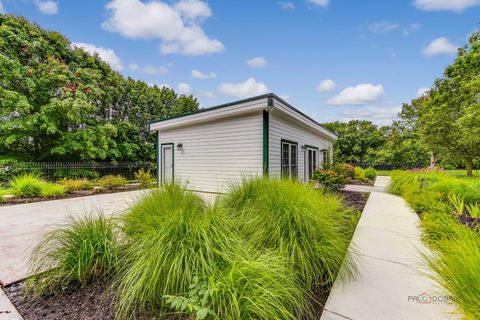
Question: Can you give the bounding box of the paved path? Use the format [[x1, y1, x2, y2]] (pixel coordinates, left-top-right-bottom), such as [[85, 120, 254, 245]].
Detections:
[[0, 190, 148, 285], [322, 176, 462, 320]]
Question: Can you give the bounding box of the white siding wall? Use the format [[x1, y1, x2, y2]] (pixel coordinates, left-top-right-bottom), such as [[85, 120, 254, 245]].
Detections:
[[269, 110, 333, 181], [157, 112, 263, 193]]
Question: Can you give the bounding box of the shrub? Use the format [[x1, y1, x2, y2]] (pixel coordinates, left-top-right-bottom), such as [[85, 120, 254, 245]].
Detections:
[[223, 178, 355, 288], [353, 167, 368, 183], [334, 163, 355, 179], [28, 213, 120, 294], [313, 169, 348, 191], [364, 167, 377, 180], [97, 175, 127, 189], [58, 178, 94, 192], [9, 174, 45, 197], [115, 185, 244, 317], [134, 169, 152, 189], [40, 183, 66, 198]]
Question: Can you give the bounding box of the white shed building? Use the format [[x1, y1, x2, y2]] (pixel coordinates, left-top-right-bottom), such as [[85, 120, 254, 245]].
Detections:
[[149, 93, 337, 193]]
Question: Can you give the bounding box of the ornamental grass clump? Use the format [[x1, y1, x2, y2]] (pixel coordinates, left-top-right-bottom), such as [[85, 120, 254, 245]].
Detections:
[[9, 174, 45, 197], [425, 224, 480, 320], [223, 178, 355, 288], [40, 183, 66, 198], [115, 185, 245, 317], [28, 213, 120, 294], [58, 178, 94, 192]]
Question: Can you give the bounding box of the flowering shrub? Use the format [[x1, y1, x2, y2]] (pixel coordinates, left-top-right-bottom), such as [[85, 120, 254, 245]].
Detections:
[[313, 169, 349, 191]]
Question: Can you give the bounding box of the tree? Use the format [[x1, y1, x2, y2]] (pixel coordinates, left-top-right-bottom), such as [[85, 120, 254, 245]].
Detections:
[[322, 120, 385, 164], [0, 14, 199, 162], [409, 30, 480, 176]]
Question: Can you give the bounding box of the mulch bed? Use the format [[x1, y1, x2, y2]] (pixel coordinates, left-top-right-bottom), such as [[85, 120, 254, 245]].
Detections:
[[457, 213, 480, 230], [0, 185, 142, 207], [348, 179, 375, 186], [338, 189, 370, 212], [4, 190, 370, 320]]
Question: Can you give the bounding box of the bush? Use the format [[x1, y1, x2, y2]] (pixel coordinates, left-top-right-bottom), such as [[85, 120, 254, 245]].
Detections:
[[28, 213, 120, 294], [115, 185, 244, 316], [223, 178, 355, 288], [134, 169, 152, 189], [364, 167, 377, 180], [58, 178, 94, 192], [9, 174, 45, 197], [353, 167, 368, 183], [97, 175, 127, 189], [53, 169, 100, 180], [40, 183, 66, 198], [334, 163, 355, 179], [313, 169, 348, 191]]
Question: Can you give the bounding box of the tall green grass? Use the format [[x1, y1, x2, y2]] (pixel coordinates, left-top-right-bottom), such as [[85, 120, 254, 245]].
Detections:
[[28, 213, 120, 294], [223, 178, 355, 288], [115, 185, 244, 316], [9, 174, 45, 197], [425, 224, 480, 319], [391, 170, 480, 319]]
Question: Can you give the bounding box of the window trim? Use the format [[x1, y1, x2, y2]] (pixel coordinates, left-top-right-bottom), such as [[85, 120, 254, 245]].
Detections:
[[160, 142, 174, 185], [281, 139, 298, 179], [305, 145, 319, 180]]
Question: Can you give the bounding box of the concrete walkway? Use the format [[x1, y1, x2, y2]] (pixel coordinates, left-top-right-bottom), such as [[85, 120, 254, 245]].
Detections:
[[322, 176, 461, 320], [0, 190, 148, 285]]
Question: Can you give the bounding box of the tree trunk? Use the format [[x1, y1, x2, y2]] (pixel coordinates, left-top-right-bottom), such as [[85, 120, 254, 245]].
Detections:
[[466, 158, 473, 177]]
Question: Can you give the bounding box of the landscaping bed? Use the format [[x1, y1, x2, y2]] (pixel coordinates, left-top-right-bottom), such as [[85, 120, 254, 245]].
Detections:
[[4, 185, 369, 320], [0, 184, 142, 207]]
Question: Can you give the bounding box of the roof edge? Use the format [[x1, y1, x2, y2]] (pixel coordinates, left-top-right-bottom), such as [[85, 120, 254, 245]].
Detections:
[[149, 93, 337, 139]]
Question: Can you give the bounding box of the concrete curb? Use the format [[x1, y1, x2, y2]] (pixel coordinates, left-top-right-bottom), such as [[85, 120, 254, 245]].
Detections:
[[0, 288, 22, 320]]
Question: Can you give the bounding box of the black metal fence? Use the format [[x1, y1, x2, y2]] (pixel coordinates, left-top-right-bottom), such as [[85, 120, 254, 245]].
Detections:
[[349, 163, 413, 171], [0, 162, 156, 182]]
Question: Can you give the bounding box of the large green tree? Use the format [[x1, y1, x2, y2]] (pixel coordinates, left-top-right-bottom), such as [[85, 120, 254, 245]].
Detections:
[[0, 14, 198, 162], [406, 30, 480, 176]]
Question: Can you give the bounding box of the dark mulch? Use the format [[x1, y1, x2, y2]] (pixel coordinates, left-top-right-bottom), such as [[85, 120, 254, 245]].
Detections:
[[4, 281, 117, 320], [4, 190, 370, 320], [457, 213, 480, 230], [338, 190, 370, 212], [0, 185, 141, 207]]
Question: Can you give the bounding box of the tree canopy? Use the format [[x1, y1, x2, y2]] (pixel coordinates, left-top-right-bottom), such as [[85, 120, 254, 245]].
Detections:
[[0, 14, 198, 162]]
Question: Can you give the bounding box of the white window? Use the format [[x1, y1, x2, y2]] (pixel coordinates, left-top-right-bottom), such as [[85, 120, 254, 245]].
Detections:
[[282, 140, 298, 178], [307, 148, 318, 180]]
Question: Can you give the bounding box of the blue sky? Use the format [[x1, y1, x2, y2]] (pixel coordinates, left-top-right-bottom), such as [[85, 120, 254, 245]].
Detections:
[[2, 0, 480, 125]]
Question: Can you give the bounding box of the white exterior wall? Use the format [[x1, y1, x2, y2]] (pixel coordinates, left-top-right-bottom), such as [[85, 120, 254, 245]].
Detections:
[[157, 111, 264, 193], [268, 109, 333, 181]]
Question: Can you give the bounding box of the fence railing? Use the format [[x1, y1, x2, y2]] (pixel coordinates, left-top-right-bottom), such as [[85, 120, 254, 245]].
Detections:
[[350, 163, 480, 176], [0, 162, 156, 182]]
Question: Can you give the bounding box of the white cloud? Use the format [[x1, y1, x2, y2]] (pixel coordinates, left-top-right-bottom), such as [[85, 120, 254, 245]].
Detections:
[[246, 56, 267, 68], [0, 1, 4, 13], [142, 65, 169, 75], [191, 69, 216, 79], [128, 64, 139, 70], [174, 0, 211, 20], [423, 37, 458, 57], [34, 0, 58, 14], [403, 23, 421, 36], [200, 91, 216, 99], [278, 2, 295, 9], [327, 83, 384, 106], [413, 0, 480, 12], [177, 82, 192, 95], [219, 78, 268, 98], [416, 87, 430, 97], [317, 79, 336, 92], [341, 106, 401, 125], [71, 42, 123, 71], [308, 0, 329, 7], [368, 21, 399, 34], [102, 0, 224, 56], [279, 94, 291, 102]]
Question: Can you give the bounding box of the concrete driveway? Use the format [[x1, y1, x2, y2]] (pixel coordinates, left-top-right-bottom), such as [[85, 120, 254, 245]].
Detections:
[[0, 190, 147, 285]]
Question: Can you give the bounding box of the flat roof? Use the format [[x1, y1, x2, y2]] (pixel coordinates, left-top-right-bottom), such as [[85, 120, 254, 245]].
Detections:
[[149, 93, 336, 138]]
